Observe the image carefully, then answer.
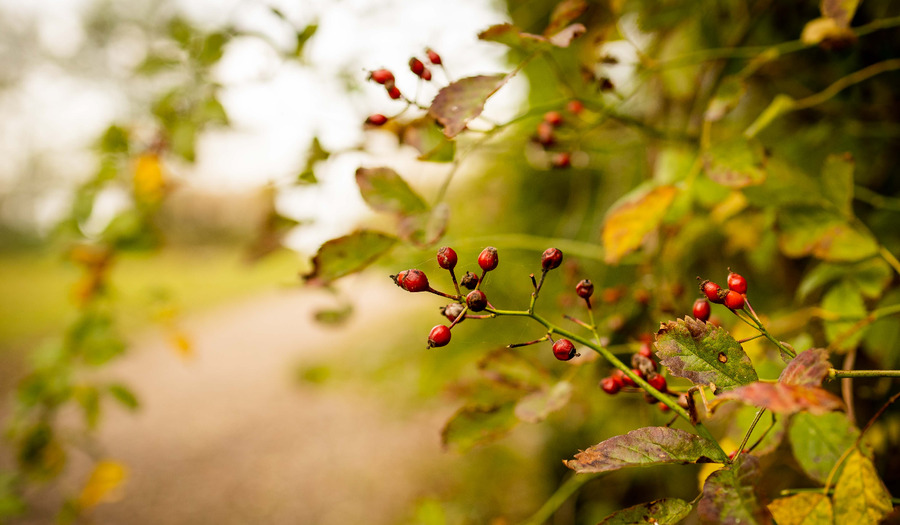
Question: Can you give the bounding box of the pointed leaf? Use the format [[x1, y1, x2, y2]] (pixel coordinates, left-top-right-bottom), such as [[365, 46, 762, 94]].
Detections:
[[715, 382, 844, 415], [478, 23, 585, 51], [355, 167, 429, 216], [564, 426, 727, 473], [441, 403, 518, 453], [789, 412, 859, 484], [703, 137, 767, 188], [545, 0, 588, 36], [107, 384, 139, 411], [821, 153, 854, 218], [654, 317, 757, 391], [768, 493, 833, 525], [779, 348, 832, 387], [401, 117, 456, 162], [301, 230, 396, 286], [598, 498, 693, 525], [429, 74, 509, 138], [833, 449, 893, 524], [698, 455, 773, 525], [514, 381, 572, 423], [822, 279, 867, 351], [602, 185, 678, 264], [78, 460, 127, 509], [777, 207, 879, 262], [547, 23, 586, 47]]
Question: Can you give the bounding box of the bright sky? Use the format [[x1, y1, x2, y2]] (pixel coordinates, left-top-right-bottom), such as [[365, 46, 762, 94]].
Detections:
[[0, 0, 524, 252]]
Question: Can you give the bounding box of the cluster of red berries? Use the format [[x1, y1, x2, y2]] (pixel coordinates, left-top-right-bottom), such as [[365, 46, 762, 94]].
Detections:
[[533, 100, 584, 169], [598, 338, 671, 412], [693, 270, 748, 322], [364, 48, 444, 127]]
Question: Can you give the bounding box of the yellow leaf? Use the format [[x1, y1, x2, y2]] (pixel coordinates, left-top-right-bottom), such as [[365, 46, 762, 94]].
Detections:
[[833, 449, 893, 524], [133, 153, 167, 203], [78, 460, 128, 509], [768, 493, 833, 525], [602, 185, 678, 264]]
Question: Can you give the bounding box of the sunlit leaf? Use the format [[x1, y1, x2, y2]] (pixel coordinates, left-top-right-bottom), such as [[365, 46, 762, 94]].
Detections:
[[654, 317, 757, 391], [822, 279, 867, 351], [598, 498, 693, 525], [107, 384, 139, 411], [698, 455, 773, 525], [801, 17, 857, 47], [833, 449, 893, 524], [98, 125, 130, 154], [564, 426, 727, 473], [478, 23, 585, 50], [428, 74, 509, 138], [602, 185, 678, 264], [401, 117, 455, 162], [744, 94, 795, 138], [544, 0, 588, 37], [767, 493, 832, 525], [170, 120, 197, 162], [514, 381, 572, 423], [715, 382, 843, 415], [355, 167, 429, 216], [301, 230, 396, 286], [77, 460, 127, 509], [789, 412, 858, 484], [778, 348, 832, 387], [133, 153, 166, 204], [703, 136, 767, 188], [797, 258, 891, 300], [397, 203, 450, 247], [441, 403, 518, 453], [821, 153, 854, 218], [546, 23, 586, 47], [777, 207, 879, 262]]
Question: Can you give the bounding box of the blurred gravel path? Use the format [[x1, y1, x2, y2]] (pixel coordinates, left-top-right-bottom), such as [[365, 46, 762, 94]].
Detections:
[[18, 276, 455, 525]]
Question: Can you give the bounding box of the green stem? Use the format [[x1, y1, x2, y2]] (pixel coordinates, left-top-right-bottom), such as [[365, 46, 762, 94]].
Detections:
[[829, 369, 900, 379], [519, 473, 600, 525], [880, 245, 900, 277], [731, 408, 766, 463]]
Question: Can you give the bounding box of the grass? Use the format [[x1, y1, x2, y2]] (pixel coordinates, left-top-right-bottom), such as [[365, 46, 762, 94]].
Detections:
[[0, 245, 306, 350]]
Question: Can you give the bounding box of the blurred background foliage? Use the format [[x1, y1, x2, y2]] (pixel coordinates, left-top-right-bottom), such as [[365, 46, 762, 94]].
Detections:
[[1, 0, 900, 523]]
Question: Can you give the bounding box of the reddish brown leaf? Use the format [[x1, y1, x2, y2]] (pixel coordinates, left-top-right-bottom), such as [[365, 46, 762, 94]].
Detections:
[[699, 455, 773, 525], [477, 22, 585, 51], [716, 382, 844, 415], [779, 348, 832, 387], [544, 0, 588, 37], [428, 74, 509, 138]]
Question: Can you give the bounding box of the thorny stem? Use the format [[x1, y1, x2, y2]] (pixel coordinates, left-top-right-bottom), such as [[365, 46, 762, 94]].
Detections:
[[485, 306, 727, 459]]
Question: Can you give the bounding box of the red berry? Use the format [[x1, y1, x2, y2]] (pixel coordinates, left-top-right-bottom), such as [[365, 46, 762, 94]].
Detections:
[[536, 121, 555, 146], [600, 376, 621, 394], [727, 271, 748, 294], [541, 247, 563, 270], [392, 269, 429, 292], [442, 303, 465, 323], [551, 152, 571, 169], [427, 325, 451, 348], [724, 290, 745, 310], [575, 279, 594, 299], [466, 289, 488, 312], [425, 48, 442, 65], [658, 402, 671, 412], [386, 86, 402, 99], [436, 246, 457, 270], [478, 246, 499, 272], [543, 111, 563, 127], [369, 69, 394, 85], [460, 271, 479, 290], [566, 100, 584, 114], [552, 339, 577, 361], [647, 373, 667, 392], [365, 113, 388, 126], [693, 298, 711, 321], [638, 342, 653, 358], [421, 68, 432, 81], [409, 57, 425, 76], [700, 280, 724, 304], [622, 368, 642, 387]]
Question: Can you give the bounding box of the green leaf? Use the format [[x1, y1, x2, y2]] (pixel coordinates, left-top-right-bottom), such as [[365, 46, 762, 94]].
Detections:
[[108, 384, 139, 410], [199, 94, 229, 126], [602, 185, 678, 264], [705, 76, 747, 122], [797, 258, 891, 300], [789, 412, 859, 484], [714, 382, 843, 415], [513, 381, 572, 423], [698, 455, 773, 525], [777, 207, 879, 262], [68, 311, 126, 366], [428, 74, 509, 138], [170, 120, 197, 162], [822, 279, 867, 351], [196, 31, 227, 66], [862, 289, 900, 368], [833, 449, 893, 524], [778, 348, 832, 387], [767, 493, 833, 525], [313, 304, 353, 325], [136, 53, 182, 75], [293, 24, 318, 58], [821, 153, 854, 218], [744, 94, 795, 138], [355, 167, 429, 216], [742, 158, 827, 208], [598, 498, 693, 525], [98, 125, 130, 154], [654, 317, 758, 391], [301, 230, 396, 286], [74, 386, 101, 429], [564, 426, 727, 473], [703, 136, 767, 188], [441, 403, 518, 453], [401, 117, 456, 162]]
